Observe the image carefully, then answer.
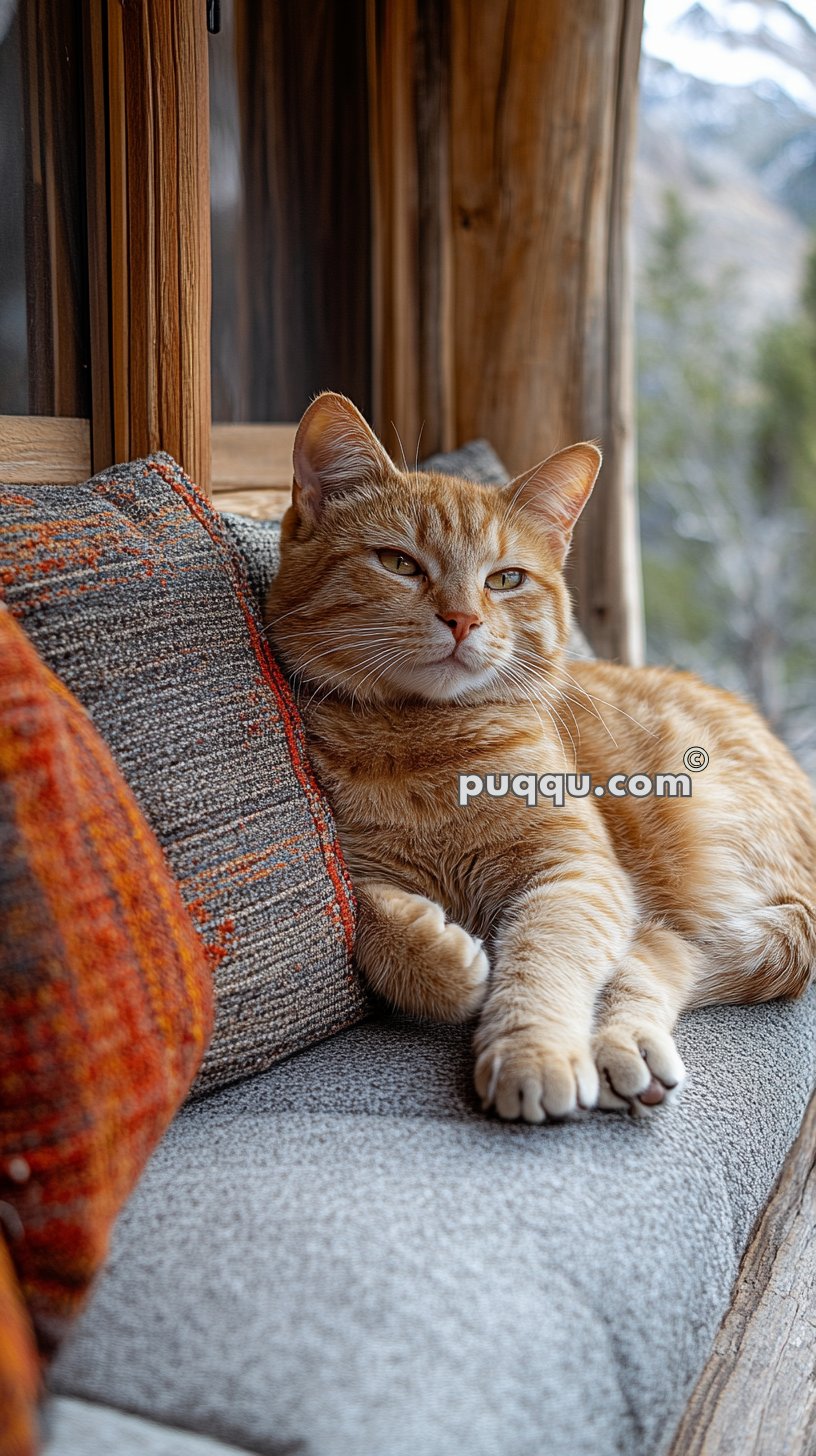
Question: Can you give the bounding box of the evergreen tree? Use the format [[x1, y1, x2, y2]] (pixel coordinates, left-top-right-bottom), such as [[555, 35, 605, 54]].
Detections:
[[637, 193, 816, 767]]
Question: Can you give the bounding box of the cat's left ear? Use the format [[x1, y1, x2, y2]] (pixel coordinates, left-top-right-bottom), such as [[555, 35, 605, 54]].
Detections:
[[292, 392, 396, 526], [504, 442, 602, 566]]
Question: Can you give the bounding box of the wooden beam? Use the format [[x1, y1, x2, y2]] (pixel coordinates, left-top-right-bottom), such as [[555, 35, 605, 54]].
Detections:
[[0, 419, 296, 497], [213, 488, 291, 520], [83, 0, 212, 492], [367, 0, 455, 463], [81, 0, 113, 469], [0, 416, 90, 484], [448, 0, 644, 661], [667, 1092, 816, 1455], [367, 0, 644, 662]]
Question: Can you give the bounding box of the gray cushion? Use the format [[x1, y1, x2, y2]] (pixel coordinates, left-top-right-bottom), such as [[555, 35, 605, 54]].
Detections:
[[422, 437, 510, 485], [44, 1399, 261, 1456], [221, 514, 281, 610], [0, 456, 364, 1094], [48, 990, 816, 1456]]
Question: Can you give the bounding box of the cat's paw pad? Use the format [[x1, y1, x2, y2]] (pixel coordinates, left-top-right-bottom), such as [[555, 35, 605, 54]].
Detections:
[[397, 895, 489, 1021], [474, 1030, 599, 1123], [593, 1024, 686, 1115]]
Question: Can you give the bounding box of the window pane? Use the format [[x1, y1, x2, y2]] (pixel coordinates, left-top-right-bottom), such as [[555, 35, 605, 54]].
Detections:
[[209, 0, 371, 424], [0, 0, 89, 418]]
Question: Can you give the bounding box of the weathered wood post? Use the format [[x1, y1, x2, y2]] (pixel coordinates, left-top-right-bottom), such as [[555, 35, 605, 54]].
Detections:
[[84, 0, 212, 492], [368, 0, 645, 662]]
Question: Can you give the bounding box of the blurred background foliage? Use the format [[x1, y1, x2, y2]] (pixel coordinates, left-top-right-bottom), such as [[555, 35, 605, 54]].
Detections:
[[637, 0, 816, 771]]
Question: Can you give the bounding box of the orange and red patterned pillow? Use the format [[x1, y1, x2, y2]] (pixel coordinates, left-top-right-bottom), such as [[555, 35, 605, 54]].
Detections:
[[0, 607, 213, 1454], [0, 1240, 39, 1456]]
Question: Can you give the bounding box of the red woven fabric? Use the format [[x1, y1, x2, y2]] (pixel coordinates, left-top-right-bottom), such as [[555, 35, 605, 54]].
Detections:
[[0, 1238, 38, 1456], [0, 605, 213, 1420]]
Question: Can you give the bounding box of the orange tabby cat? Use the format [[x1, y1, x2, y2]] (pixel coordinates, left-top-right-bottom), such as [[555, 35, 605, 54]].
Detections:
[[266, 392, 816, 1122]]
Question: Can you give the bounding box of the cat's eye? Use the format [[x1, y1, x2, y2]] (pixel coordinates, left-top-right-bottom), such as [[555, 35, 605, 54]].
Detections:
[[485, 568, 525, 592], [378, 549, 422, 577]]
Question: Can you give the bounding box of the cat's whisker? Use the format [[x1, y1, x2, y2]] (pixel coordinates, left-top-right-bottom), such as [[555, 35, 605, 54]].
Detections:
[[510, 651, 585, 739], [289, 640, 402, 681], [547, 682, 619, 750], [512, 661, 591, 757], [350, 647, 420, 710], [494, 663, 544, 734], [495, 661, 576, 768], [531, 681, 584, 756], [349, 648, 412, 701], [261, 600, 312, 637], [517, 674, 579, 770], [291, 642, 410, 711], [499, 654, 581, 765], [503, 673, 572, 767], [391, 421, 410, 474], [265, 600, 385, 638], [556, 665, 660, 741], [300, 654, 389, 714], [286, 628, 409, 646], [414, 422, 425, 476], [513, 654, 622, 750]]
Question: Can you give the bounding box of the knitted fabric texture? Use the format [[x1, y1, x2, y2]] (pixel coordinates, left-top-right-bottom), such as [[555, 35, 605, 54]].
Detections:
[[0, 608, 212, 1368], [0, 1236, 39, 1456], [0, 457, 363, 1094]]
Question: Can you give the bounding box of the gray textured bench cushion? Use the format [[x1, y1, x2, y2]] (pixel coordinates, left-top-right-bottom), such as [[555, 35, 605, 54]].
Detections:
[[44, 1399, 261, 1456], [48, 990, 816, 1456]]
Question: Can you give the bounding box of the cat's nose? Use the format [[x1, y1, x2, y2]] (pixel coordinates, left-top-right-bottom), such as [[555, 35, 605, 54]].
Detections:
[[437, 612, 481, 644]]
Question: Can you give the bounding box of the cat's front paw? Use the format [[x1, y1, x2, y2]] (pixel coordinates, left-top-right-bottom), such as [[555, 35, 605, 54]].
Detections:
[[593, 1023, 686, 1115], [371, 888, 490, 1022], [473, 1024, 599, 1123]]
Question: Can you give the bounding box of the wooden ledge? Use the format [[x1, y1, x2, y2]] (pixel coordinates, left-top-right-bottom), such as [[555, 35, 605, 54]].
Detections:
[[668, 1089, 816, 1454], [212, 423, 296, 495], [0, 416, 91, 484], [0, 418, 295, 519], [213, 487, 291, 520]]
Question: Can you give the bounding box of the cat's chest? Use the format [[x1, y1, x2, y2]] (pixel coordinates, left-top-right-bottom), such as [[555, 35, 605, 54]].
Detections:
[[305, 724, 466, 828], [300, 701, 554, 907], [304, 701, 536, 811]]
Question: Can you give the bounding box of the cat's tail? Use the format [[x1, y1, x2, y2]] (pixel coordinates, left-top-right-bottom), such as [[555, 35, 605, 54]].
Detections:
[[687, 898, 816, 1009]]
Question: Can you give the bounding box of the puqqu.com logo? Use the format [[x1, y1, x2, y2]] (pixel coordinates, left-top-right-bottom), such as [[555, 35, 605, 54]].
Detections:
[[458, 751, 710, 807]]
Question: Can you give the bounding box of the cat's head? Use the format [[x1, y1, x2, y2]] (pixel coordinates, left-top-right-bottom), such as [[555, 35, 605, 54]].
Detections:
[[266, 393, 600, 707]]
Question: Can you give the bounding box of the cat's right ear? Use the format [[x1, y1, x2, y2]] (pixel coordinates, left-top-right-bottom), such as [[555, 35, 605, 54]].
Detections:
[[503, 442, 602, 567], [291, 392, 395, 527]]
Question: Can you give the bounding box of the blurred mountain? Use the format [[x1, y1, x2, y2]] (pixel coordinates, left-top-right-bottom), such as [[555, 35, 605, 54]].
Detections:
[[636, 0, 816, 332]]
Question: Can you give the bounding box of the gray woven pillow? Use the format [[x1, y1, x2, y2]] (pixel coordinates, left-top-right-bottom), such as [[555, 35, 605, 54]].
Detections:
[[0, 454, 365, 1095]]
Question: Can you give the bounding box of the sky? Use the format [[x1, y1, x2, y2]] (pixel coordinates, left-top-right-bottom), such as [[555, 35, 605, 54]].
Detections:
[[643, 0, 816, 111]]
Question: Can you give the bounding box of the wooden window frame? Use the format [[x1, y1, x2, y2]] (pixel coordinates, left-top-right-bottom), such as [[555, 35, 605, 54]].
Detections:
[[0, 0, 211, 493], [81, 0, 211, 490], [0, 1, 296, 516]]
